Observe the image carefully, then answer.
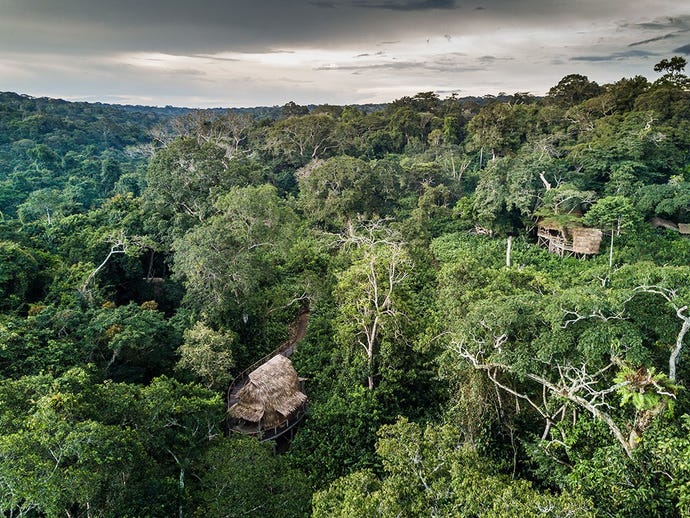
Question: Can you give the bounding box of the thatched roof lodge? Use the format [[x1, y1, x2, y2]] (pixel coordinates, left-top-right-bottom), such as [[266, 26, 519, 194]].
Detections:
[[648, 218, 690, 235], [649, 216, 679, 231], [537, 220, 603, 257], [228, 355, 307, 440]]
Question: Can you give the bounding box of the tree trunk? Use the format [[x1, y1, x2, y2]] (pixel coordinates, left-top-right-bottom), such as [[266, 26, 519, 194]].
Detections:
[[670, 306, 689, 382], [506, 235, 513, 268], [178, 467, 185, 518], [609, 225, 615, 269]]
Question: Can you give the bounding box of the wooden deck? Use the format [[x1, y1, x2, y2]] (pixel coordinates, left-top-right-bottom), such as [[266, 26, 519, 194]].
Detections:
[[537, 228, 594, 258], [537, 228, 574, 257], [228, 404, 307, 442]]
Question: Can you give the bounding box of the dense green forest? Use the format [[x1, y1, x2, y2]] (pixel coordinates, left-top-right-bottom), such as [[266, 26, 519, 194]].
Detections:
[[1, 57, 690, 517]]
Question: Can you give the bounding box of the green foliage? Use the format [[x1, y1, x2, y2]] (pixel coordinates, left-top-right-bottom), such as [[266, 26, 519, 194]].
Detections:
[[0, 369, 225, 517], [193, 436, 311, 517], [290, 385, 384, 486], [265, 113, 337, 167], [635, 181, 690, 222], [614, 366, 679, 411], [144, 137, 266, 240], [313, 418, 595, 517], [564, 444, 675, 517], [651, 415, 690, 516], [1, 66, 690, 516], [548, 74, 604, 107], [654, 56, 688, 86], [176, 321, 235, 390], [83, 301, 179, 382], [583, 195, 640, 233], [172, 184, 298, 318], [0, 240, 41, 311], [297, 156, 396, 228], [466, 101, 538, 159]]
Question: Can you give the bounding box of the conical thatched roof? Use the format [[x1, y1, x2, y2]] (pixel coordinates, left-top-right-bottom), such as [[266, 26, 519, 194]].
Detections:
[[229, 355, 307, 429]]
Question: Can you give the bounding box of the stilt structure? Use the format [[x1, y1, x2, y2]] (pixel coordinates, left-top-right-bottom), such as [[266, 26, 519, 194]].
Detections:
[[537, 220, 603, 258], [227, 355, 307, 441], [226, 310, 309, 441]]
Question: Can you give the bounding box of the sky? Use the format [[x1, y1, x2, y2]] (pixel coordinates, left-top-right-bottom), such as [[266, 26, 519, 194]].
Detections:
[[0, 0, 689, 108]]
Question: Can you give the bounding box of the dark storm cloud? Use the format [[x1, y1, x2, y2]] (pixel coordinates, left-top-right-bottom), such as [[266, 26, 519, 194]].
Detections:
[[674, 44, 690, 54], [0, 0, 362, 53], [2, 0, 689, 107], [3, 0, 682, 58]]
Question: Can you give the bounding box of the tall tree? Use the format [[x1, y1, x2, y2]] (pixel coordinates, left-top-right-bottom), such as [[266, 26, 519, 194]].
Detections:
[[334, 221, 413, 390]]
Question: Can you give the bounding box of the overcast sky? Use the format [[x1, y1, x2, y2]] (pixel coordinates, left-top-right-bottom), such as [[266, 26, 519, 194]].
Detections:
[[1, 0, 688, 107]]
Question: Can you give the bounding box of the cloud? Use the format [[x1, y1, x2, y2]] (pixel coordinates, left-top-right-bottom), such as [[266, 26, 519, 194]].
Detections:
[[629, 33, 679, 47], [191, 54, 241, 62], [674, 43, 690, 54], [478, 55, 513, 64], [315, 54, 482, 73], [2, 0, 689, 107], [352, 0, 456, 11], [631, 16, 690, 32], [571, 50, 658, 62], [315, 61, 421, 71]]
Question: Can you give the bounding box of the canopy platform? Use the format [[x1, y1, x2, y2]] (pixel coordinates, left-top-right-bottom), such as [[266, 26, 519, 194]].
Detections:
[[228, 355, 307, 441], [226, 310, 309, 441], [537, 221, 603, 258]]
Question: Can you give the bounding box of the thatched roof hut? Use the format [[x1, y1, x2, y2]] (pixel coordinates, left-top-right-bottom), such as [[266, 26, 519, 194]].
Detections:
[[537, 219, 602, 256], [649, 217, 679, 231], [229, 355, 307, 431], [570, 227, 603, 255]]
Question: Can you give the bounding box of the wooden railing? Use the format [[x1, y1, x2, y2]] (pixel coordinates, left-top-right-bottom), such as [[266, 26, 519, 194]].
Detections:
[[228, 403, 308, 442], [537, 229, 574, 254]]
